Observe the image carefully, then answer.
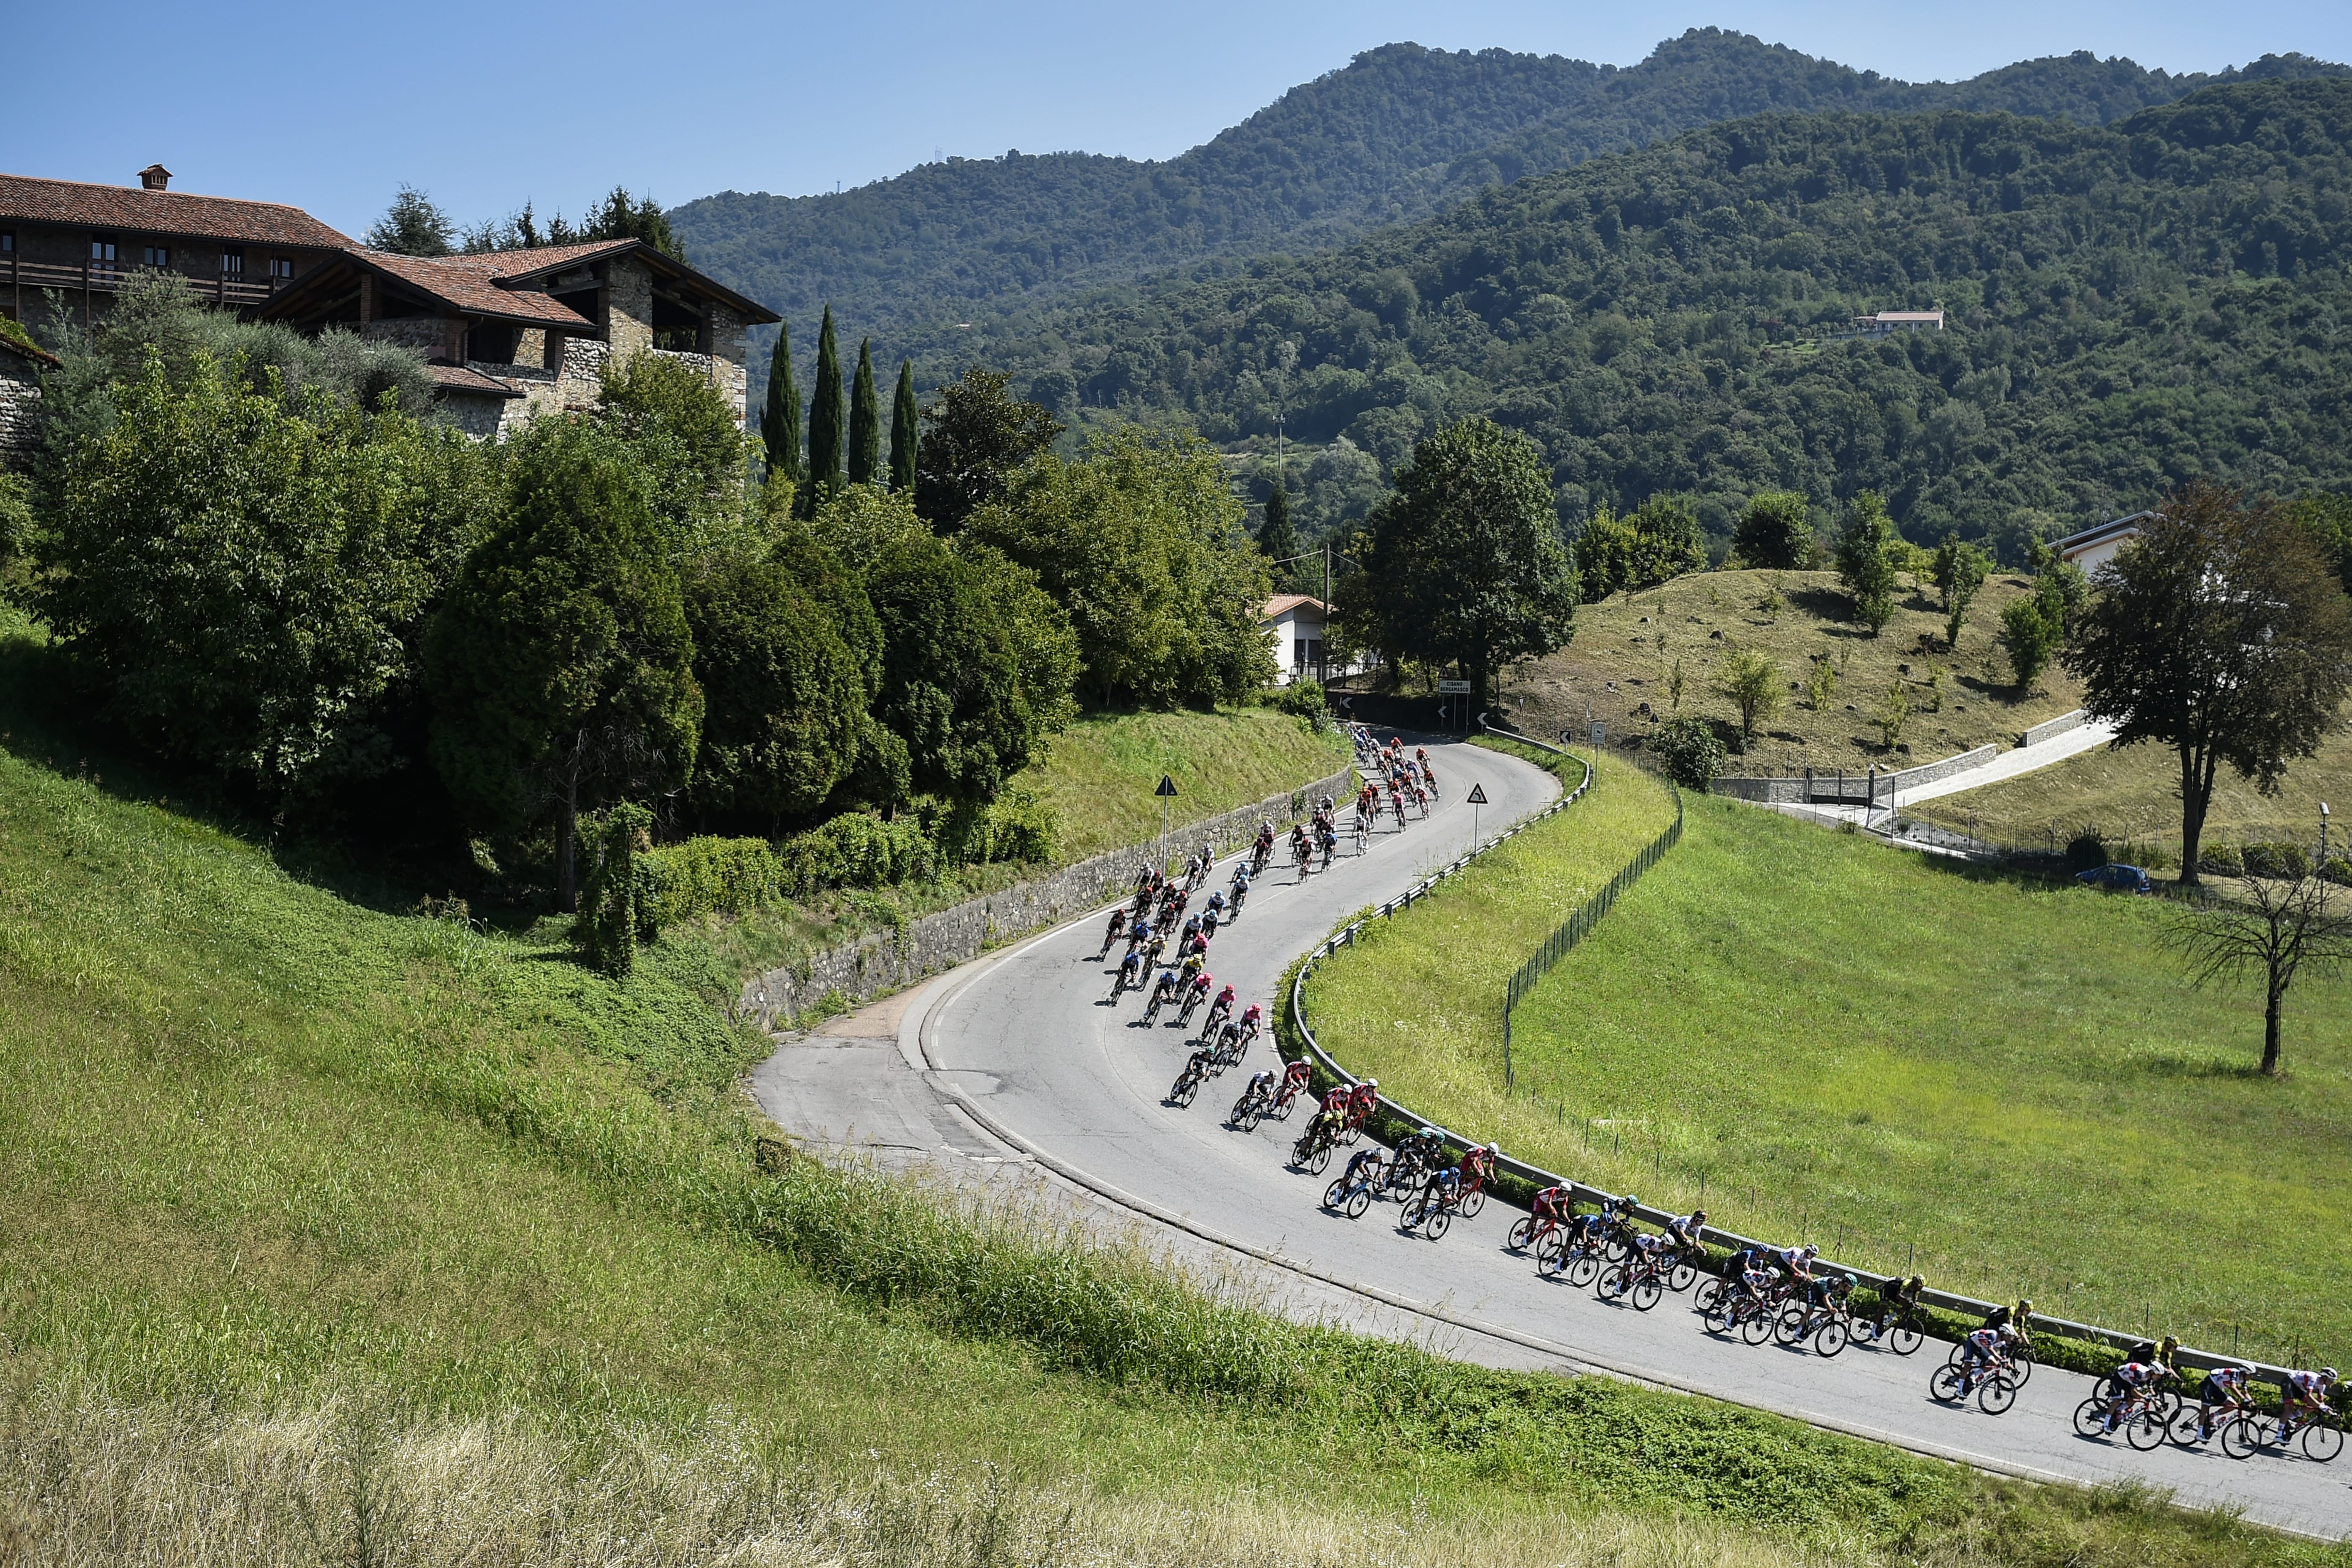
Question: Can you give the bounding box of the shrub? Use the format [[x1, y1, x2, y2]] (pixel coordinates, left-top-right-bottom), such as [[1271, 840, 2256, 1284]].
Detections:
[[2241, 841, 2311, 880], [1651, 717, 1726, 790], [2198, 842, 2245, 877], [577, 804, 652, 975], [931, 788, 1059, 866], [780, 811, 936, 893], [636, 835, 784, 932], [2322, 856, 2352, 887], [1266, 678, 1329, 723]]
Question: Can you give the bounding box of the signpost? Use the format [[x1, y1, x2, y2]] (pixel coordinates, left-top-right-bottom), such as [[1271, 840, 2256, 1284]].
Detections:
[[1155, 774, 1178, 873], [1438, 678, 1471, 735], [1466, 781, 1487, 852]]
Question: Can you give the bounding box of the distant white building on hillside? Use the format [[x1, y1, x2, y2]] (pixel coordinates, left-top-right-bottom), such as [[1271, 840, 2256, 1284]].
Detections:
[[2053, 511, 2156, 576], [1853, 309, 1945, 335], [1263, 594, 1333, 686]]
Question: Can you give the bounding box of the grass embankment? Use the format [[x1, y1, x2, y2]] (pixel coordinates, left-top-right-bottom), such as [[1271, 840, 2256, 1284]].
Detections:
[[1499, 568, 2082, 776], [1497, 793, 2352, 1365], [0, 639, 2333, 1562], [1018, 704, 1350, 862], [1298, 742, 1680, 1161], [1924, 723, 2352, 855]]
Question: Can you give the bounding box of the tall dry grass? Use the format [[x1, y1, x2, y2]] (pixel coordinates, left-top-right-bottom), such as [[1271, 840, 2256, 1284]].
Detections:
[[0, 1377, 1914, 1568]]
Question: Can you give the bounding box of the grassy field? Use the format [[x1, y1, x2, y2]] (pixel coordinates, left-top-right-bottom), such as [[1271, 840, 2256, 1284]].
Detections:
[[1922, 722, 2352, 857], [1018, 705, 1350, 863], [0, 630, 2336, 1563], [1355, 781, 2352, 1365], [1498, 568, 2084, 777]]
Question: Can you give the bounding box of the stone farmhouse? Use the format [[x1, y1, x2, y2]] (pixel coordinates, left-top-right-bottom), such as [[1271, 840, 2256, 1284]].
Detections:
[[1, 165, 777, 450]]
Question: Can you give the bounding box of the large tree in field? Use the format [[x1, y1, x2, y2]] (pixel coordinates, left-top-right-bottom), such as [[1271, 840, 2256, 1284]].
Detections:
[[914, 367, 1062, 532], [848, 337, 882, 486], [1835, 491, 1901, 634], [1353, 416, 1577, 705], [427, 421, 702, 909], [2166, 869, 2352, 1077], [2065, 481, 2352, 886], [798, 306, 845, 517], [760, 323, 800, 490]]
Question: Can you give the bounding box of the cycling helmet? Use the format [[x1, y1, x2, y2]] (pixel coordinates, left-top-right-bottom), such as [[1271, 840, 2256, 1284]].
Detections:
[[1844, 1274, 1857, 1287], [1485, 1142, 1499, 1155], [1365, 1078, 1378, 1089], [1622, 1195, 1639, 1209], [1690, 1209, 1706, 1223], [2327, 1368, 2341, 1382], [1801, 1244, 1819, 1259], [2018, 1298, 2034, 1313]]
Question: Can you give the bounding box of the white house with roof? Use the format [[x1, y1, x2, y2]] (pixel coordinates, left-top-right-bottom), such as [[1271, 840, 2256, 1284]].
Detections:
[[2053, 511, 2156, 576], [1261, 594, 1331, 685]]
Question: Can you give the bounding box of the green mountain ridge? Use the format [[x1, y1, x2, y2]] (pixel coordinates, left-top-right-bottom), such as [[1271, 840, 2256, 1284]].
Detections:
[[926, 76, 2352, 557], [668, 30, 2343, 377]]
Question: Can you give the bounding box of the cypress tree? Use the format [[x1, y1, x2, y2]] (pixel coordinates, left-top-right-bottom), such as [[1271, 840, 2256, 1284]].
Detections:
[[889, 359, 918, 492], [759, 324, 800, 489], [848, 337, 882, 486], [799, 305, 845, 518], [1258, 481, 1300, 583]]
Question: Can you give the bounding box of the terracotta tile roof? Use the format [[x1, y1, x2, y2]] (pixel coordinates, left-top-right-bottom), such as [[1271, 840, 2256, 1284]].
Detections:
[[358, 250, 597, 327], [457, 240, 639, 281], [1, 335, 63, 370], [1262, 593, 1328, 621], [424, 359, 524, 397], [0, 173, 352, 250]]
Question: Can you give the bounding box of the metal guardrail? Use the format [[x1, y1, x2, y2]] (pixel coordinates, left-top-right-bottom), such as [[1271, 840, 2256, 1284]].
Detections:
[[1288, 725, 2312, 1387]]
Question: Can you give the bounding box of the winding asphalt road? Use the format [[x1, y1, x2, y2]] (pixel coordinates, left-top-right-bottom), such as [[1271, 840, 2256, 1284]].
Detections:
[[758, 736, 2352, 1540]]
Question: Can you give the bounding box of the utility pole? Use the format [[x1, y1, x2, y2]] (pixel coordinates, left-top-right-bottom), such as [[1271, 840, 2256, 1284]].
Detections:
[[1322, 540, 1332, 686]]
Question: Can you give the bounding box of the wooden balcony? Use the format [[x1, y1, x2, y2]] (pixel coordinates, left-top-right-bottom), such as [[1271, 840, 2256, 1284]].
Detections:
[[5, 255, 289, 321]]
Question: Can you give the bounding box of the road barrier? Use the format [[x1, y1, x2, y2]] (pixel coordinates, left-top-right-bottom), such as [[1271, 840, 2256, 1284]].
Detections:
[[1287, 726, 2319, 1390]]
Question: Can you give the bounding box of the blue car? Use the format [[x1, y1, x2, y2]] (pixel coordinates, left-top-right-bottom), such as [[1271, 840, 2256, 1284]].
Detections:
[[2076, 863, 2153, 894]]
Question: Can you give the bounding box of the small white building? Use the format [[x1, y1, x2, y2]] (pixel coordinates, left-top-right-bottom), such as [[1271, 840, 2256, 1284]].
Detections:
[[1261, 594, 1329, 686], [2053, 511, 2155, 576], [1854, 310, 1946, 335]]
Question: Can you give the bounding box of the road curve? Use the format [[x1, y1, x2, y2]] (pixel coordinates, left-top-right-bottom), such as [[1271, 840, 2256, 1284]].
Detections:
[[905, 735, 2349, 1540]]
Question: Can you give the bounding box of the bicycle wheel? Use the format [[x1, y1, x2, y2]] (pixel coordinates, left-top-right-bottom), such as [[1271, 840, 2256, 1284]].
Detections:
[[2168, 1407, 2209, 1448], [1459, 1188, 1485, 1220], [2306, 1422, 2345, 1463], [1596, 1265, 1629, 1300], [1342, 1122, 1361, 1146], [2073, 1398, 2108, 1438], [1693, 1278, 1725, 1315], [1703, 1300, 1735, 1335], [1322, 1179, 1347, 1210], [1605, 1233, 1632, 1263], [1425, 1208, 1451, 1241], [2222, 1416, 2266, 1460], [1345, 1186, 1371, 1221], [1538, 1246, 1568, 1280], [1568, 1253, 1602, 1287], [1773, 1307, 1809, 1347], [1508, 1217, 1537, 1251], [1631, 1277, 1663, 1312], [2126, 1406, 2167, 1450], [2011, 1345, 2035, 1388], [1935, 1366, 1970, 1403], [1307, 1144, 1331, 1176], [1741, 1307, 1776, 1346], [1980, 1375, 2017, 1416], [1668, 1261, 1696, 1293], [1400, 1198, 1424, 1231], [1890, 1323, 1924, 1356], [1815, 1318, 1849, 1358]]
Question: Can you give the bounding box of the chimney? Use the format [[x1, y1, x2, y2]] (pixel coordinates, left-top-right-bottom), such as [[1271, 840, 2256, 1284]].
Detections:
[[139, 164, 172, 192]]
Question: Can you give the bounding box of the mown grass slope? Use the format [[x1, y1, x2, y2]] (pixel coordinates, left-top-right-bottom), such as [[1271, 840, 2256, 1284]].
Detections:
[[1500, 568, 2082, 776], [0, 622, 2335, 1564], [1496, 793, 2352, 1364]]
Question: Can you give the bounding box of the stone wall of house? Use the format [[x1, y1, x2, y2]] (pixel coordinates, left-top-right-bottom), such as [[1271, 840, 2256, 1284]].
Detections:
[[740, 763, 1357, 1029], [439, 390, 511, 440], [604, 257, 653, 360], [653, 346, 750, 426], [0, 353, 41, 468], [362, 318, 448, 354]]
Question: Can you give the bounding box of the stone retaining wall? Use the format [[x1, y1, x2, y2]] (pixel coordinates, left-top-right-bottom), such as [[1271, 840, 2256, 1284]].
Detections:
[[2021, 707, 2089, 747], [740, 762, 1356, 1029]]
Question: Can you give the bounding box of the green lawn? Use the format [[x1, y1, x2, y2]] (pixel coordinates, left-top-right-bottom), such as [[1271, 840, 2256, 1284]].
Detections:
[[0, 623, 2331, 1564], [1487, 796, 2352, 1365], [1018, 705, 1350, 863]]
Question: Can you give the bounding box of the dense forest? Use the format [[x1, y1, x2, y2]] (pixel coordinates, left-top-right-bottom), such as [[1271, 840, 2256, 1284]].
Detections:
[[669, 31, 2340, 370], [927, 77, 2352, 558]]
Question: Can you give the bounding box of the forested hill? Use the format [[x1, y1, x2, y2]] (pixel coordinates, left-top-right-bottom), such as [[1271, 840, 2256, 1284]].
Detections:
[[939, 77, 2352, 560], [668, 31, 2338, 353]]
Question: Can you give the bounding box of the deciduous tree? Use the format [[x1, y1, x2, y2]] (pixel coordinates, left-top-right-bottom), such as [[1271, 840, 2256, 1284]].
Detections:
[[2165, 867, 2352, 1075], [427, 420, 702, 909], [1835, 491, 1900, 634], [2065, 481, 2352, 885], [1932, 535, 1991, 649], [1732, 491, 1814, 570], [1351, 416, 1577, 705], [1714, 648, 1783, 746], [914, 367, 1062, 532]]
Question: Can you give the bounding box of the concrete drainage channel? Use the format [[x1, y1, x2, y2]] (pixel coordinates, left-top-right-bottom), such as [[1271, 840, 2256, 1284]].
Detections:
[[1288, 727, 2313, 1394]]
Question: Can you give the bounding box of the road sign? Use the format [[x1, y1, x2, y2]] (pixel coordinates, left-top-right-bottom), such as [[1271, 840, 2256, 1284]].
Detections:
[[1465, 783, 1488, 804], [1590, 721, 1606, 748], [1155, 776, 1179, 797], [1437, 679, 1472, 693]]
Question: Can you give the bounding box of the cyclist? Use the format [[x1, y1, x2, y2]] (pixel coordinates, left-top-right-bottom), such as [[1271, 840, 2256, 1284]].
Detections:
[[1181, 912, 1203, 944], [1201, 906, 1222, 939], [1532, 1182, 1576, 1232], [1237, 1002, 1264, 1043], [1151, 968, 1180, 1008], [1185, 969, 1214, 1013], [1956, 1323, 2013, 1396], [1206, 981, 1237, 1025], [1873, 1274, 1926, 1337], [1337, 1144, 1385, 1194], [2278, 1367, 2339, 1446], [1099, 906, 1128, 955], [1319, 1083, 1353, 1119], [2189, 1364, 2255, 1443], [1666, 1208, 1707, 1254], [1465, 1141, 1500, 1189], [1347, 1078, 1379, 1128], [1113, 948, 1143, 995], [2100, 1353, 2178, 1434], [1213, 1018, 1246, 1062], [1124, 917, 1151, 957], [1275, 1056, 1312, 1108]]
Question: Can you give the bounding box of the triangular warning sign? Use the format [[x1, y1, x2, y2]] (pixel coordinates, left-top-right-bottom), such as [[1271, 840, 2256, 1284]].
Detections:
[[1466, 783, 1488, 804], [1155, 775, 1179, 797]]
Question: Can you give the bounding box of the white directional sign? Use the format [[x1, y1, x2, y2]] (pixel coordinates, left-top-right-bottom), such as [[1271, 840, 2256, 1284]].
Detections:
[[1436, 679, 1473, 693]]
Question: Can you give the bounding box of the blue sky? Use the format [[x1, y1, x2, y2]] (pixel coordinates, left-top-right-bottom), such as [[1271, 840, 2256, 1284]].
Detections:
[[13, 1, 2351, 240]]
